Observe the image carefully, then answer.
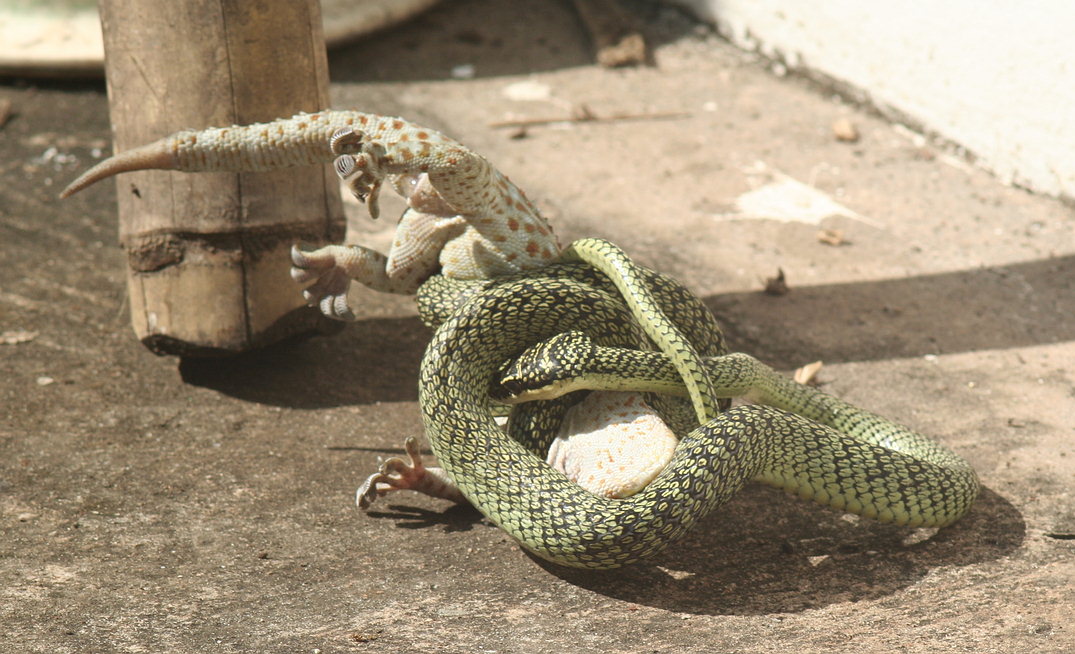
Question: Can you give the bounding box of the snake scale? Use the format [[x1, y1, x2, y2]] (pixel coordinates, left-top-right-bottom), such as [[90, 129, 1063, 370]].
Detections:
[[417, 238, 980, 569]]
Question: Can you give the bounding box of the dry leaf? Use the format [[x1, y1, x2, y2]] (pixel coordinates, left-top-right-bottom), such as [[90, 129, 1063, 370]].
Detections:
[[793, 360, 824, 386], [817, 228, 848, 246]]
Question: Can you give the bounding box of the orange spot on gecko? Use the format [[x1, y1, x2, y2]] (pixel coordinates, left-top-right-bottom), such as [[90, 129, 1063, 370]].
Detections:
[[506, 253, 518, 262], [417, 131, 429, 140], [359, 115, 369, 125], [541, 248, 552, 258], [507, 218, 519, 231], [523, 223, 535, 233], [526, 241, 539, 256], [393, 120, 404, 130]]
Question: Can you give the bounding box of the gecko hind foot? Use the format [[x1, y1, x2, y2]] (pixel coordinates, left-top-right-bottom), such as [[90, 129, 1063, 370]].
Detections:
[[356, 437, 466, 509]]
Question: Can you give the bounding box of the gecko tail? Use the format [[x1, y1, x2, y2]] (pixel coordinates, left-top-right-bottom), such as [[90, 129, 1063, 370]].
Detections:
[[59, 140, 177, 199]]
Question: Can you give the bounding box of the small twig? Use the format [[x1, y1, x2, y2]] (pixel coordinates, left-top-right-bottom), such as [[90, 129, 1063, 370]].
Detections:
[[490, 109, 690, 130]]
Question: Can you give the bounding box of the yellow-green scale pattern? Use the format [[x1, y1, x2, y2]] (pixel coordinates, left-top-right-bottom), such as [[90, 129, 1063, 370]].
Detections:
[[417, 251, 979, 569], [559, 239, 723, 424], [498, 337, 979, 528]]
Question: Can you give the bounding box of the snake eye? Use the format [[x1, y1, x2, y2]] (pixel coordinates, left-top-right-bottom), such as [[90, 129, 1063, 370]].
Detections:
[[499, 379, 524, 397]]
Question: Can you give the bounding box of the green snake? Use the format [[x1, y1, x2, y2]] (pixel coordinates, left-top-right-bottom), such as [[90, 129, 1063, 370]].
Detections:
[[415, 238, 980, 569]]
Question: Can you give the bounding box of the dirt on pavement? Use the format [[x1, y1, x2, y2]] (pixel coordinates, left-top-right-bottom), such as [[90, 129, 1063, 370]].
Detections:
[[2, 1, 1072, 652]]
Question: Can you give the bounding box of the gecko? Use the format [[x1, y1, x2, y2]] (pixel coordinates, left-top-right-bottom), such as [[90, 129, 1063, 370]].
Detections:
[[61, 109, 676, 504], [61, 110, 560, 319]]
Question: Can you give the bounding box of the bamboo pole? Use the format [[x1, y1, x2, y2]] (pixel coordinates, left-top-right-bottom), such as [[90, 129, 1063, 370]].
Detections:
[[97, 0, 345, 355]]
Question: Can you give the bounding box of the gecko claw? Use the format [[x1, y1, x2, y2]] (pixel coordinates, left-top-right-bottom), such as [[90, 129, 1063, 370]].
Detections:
[[366, 180, 382, 220]]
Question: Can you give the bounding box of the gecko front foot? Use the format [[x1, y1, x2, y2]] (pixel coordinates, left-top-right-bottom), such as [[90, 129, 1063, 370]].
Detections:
[[290, 244, 358, 321], [331, 127, 385, 218], [329, 125, 366, 155], [356, 437, 467, 509]]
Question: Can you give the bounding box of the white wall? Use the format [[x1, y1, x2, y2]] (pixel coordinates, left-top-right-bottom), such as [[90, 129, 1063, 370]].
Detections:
[[677, 0, 1075, 201]]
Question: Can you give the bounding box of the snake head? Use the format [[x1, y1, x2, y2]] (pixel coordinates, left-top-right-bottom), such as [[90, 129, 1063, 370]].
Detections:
[[491, 331, 600, 403]]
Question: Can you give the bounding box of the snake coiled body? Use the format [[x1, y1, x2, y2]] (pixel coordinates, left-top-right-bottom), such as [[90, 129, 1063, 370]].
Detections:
[[416, 240, 979, 569]]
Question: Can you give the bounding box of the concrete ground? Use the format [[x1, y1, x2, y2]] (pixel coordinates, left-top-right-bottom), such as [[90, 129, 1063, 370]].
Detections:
[[2, 1, 1072, 652]]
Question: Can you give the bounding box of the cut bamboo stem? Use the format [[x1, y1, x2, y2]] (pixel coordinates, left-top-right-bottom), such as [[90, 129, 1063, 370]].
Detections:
[[97, 0, 345, 355]]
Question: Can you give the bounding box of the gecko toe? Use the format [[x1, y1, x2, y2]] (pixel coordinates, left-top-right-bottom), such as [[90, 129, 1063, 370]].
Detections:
[[334, 154, 356, 179], [330, 127, 365, 155]]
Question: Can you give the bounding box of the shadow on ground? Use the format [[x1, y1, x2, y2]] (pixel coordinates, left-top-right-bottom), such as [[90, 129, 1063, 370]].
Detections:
[[366, 502, 486, 533], [179, 254, 1074, 411], [710, 255, 1075, 368], [327, 0, 694, 84], [536, 485, 1023, 615], [355, 483, 1023, 616], [178, 315, 431, 408]]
